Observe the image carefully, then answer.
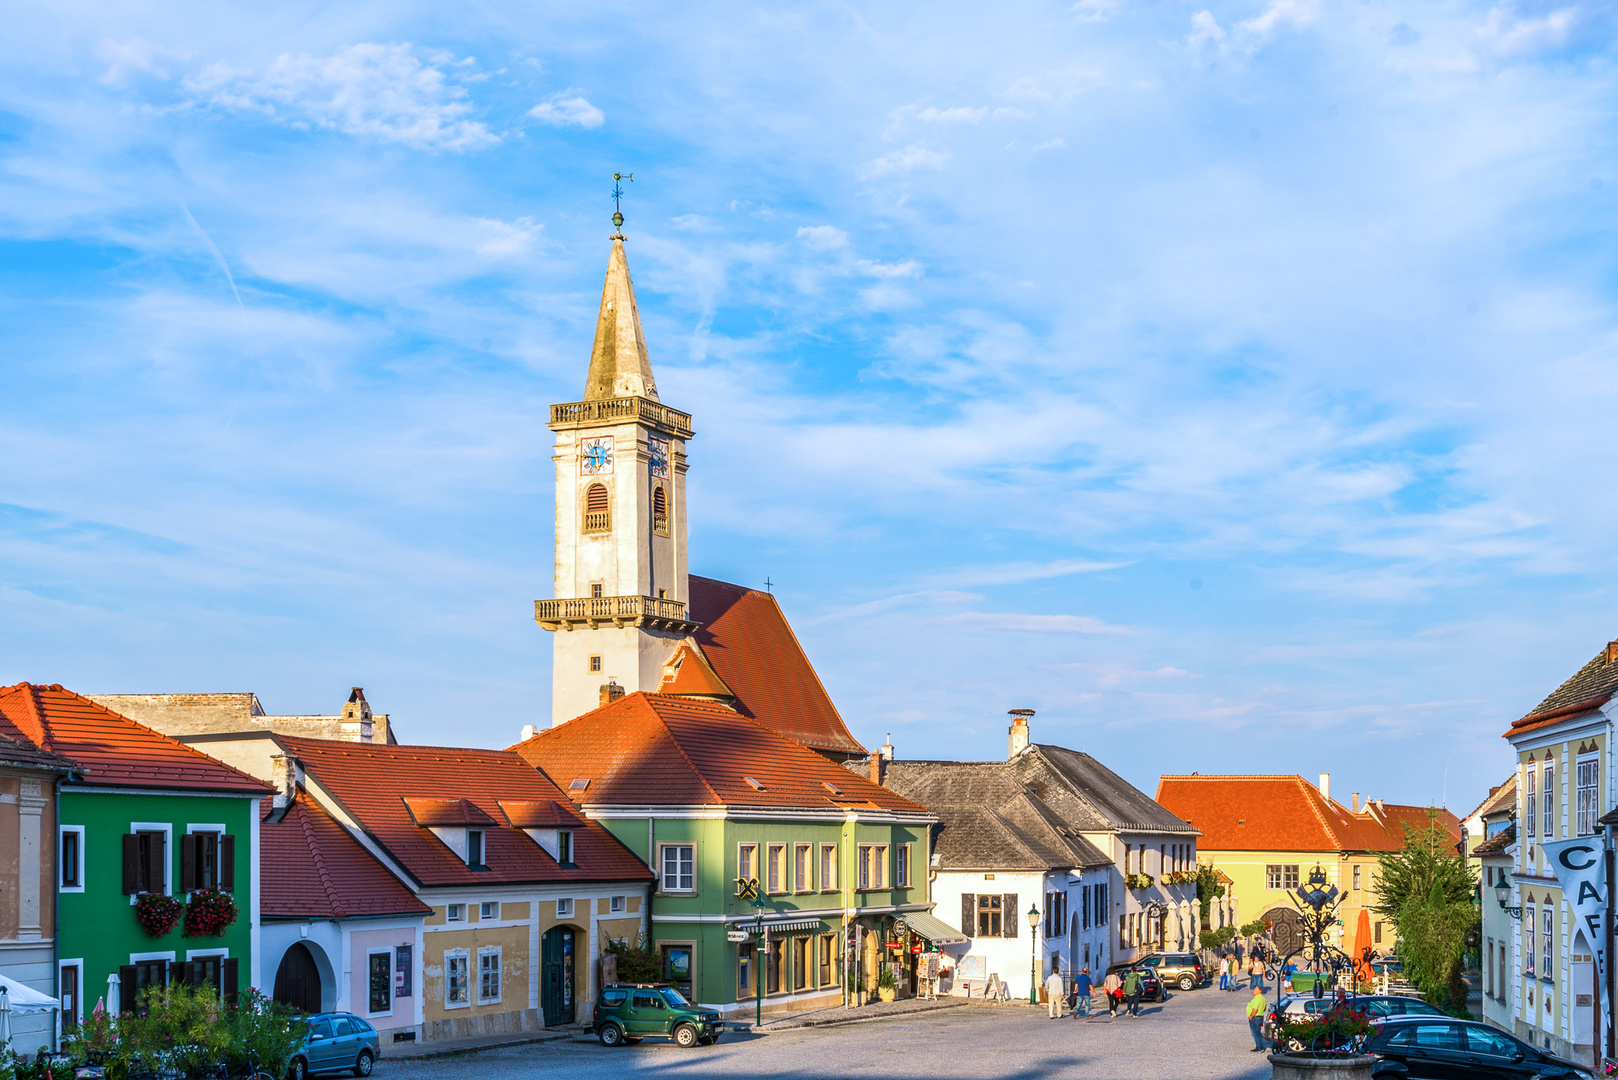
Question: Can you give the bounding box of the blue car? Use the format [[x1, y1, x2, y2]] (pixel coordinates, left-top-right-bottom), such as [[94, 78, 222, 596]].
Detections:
[[286, 1013, 380, 1080]]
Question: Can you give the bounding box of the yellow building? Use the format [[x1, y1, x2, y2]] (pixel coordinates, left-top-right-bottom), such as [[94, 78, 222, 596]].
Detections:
[[1156, 773, 1459, 959]]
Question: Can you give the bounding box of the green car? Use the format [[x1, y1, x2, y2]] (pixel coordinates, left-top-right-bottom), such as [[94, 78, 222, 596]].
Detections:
[[594, 984, 724, 1047]]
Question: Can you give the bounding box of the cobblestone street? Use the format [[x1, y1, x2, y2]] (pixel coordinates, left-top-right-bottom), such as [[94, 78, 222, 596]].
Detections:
[[391, 988, 1276, 1080]]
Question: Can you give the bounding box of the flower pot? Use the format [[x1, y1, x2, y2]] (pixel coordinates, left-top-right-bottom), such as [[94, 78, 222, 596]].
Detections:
[[878, 988, 895, 1003], [1267, 1052, 1375, 1080]]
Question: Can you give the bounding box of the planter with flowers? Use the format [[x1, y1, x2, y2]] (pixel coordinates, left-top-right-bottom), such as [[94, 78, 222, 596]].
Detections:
[[184, 888, 240, 937], [1124, 873, 1155, 890], [135, 892, 183, 938]]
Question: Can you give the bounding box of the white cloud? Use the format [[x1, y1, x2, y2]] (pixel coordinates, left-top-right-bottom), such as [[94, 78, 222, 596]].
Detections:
[[862, 144, 947, 177], [1033, 137, 1066, 152], [939, 612, 1134, 635], [527, 90, 605, 129], [1476, 5, 1579, 58], [1003, 68, 1103, 102], [183, 43, 497, 151], [1187, 11, 1227, 49], [473, 216, 539, 258], [96, 39, 188, 86], [1187, 0, 1317, 55], [796, 224, 848, 250], [916, 106, 990, 124], [859, 259, 921, 279], [1071, 0, 1120, 22]]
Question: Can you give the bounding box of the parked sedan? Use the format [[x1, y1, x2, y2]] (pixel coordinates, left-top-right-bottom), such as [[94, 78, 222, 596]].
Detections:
[[1104, 964, 1164, 1003], [1366, 1015, 1595, 1079], [286, 1013, 380, 1080]]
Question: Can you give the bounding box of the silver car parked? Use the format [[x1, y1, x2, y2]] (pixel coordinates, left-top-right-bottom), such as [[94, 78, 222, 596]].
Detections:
[[286, 1013, 380, 1080]]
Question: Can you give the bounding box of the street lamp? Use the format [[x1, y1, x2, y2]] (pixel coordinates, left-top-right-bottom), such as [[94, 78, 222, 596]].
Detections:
[[1494, 881, 1522, 920], [1028, 903, 1041, 1004], [753, 893, 768, 1027]]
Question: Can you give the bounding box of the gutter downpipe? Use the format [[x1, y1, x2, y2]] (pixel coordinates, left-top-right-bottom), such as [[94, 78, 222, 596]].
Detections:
[[1606, 819, 1614, 1066]]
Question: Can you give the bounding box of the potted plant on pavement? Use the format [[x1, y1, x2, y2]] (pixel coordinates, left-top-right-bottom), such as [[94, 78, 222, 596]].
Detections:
[[876, 967, 897, 1003]]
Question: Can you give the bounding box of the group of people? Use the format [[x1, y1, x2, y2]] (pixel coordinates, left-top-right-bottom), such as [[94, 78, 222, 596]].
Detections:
[[1040, 962, 1149, 1020], [1216, 954, 1266, 991]]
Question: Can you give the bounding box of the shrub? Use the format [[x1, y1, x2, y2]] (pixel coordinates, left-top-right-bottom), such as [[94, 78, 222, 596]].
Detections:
[[61, 983, 309, 1080], [604, 935, 664, 983], [221, 988, 309, 1076], [1199, 926, 1237, 950]]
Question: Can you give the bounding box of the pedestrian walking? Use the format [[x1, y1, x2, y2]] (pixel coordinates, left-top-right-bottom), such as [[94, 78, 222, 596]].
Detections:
[[1217, 956, 1229, 991], [1250, 957, 1266, 991], [1123, 968, 1143, 1018], [1045, 965, 1066, 1019], [1246, 986, 1269, 1052], [1070, 967, 1093, 1018], [1103, 969, 1122, 1017]]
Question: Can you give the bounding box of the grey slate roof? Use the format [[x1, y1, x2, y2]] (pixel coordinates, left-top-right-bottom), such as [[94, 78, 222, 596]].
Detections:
[[1528, 644, 1618, 716], [1016, 744, 1199, 835], [882, 759, 1114, 872]]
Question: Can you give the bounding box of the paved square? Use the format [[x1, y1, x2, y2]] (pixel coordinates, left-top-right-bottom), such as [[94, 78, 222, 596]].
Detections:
[[394, 987, 1277, 1080]]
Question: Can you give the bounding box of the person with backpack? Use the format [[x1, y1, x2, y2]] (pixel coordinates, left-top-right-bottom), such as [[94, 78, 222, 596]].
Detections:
[[1122, 968, 1144, 1017], [1102, 969, 1122, 1017], [1070, 967, 1093, 1018]]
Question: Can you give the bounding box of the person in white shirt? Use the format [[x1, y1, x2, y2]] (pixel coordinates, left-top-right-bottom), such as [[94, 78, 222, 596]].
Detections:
[[1045, 962, 1066, 1019]]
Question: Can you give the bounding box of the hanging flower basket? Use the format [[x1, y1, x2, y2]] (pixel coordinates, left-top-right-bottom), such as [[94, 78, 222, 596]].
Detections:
[[135, 892, 184, 938], [1125, 873, 1155, 890], [183, 888, 240, 937]]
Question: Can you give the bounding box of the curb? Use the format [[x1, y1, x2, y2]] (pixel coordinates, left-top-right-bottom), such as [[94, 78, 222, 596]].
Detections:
[[386, 1031, 574, 1060], [763, 999, 973, 1031]]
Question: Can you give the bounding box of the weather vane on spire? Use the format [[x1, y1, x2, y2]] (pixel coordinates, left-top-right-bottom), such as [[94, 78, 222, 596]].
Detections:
[[611, 172, 633, 237]]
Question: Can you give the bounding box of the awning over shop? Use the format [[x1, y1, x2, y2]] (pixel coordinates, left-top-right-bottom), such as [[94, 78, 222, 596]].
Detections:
[[752, 919, 826, 936], [904, 910, 968, 946]]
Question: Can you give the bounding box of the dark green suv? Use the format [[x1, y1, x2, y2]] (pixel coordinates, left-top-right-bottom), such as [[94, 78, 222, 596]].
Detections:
[[593, 984, 724, 1047]]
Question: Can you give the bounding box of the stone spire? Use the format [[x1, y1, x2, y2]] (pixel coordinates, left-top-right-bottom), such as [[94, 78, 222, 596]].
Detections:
[[583, 238, 658, 401]]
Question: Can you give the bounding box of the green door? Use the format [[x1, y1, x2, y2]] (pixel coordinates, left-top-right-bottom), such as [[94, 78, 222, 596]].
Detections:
[[541, 927, 575, 1026]]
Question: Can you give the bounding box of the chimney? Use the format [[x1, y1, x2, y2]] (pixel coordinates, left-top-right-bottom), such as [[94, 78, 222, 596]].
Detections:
[[599, 680, 624, 707], [343, 687, 373, 742], [1351, 792, 1360, 813], [269, 753, 298, 820], [879, 733, 894, 761], [1607, 640, 1618, 664], [1008, 709, 1034, 759], [519, 724, 539, 742], [1318, 772, 1329, 801], [869, 753, 885, 786]]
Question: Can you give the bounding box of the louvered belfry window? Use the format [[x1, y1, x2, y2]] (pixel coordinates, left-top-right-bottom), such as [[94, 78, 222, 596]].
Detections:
[[583, 483, 611, 533], [652, 483, 669, 535]]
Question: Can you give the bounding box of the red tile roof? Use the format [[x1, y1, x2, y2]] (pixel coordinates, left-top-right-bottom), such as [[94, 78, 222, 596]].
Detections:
[[658, 643, 734, 700], [689, 576, 865, 757], [403, 798, 497, 827], [1503, 693, 1612, 739], [0, 683, 269, 795], [511, 692, 926, 815], [279, 737, 652, 888], [1155, 775, 1402, 853], [1372, 802, 1462, 847], [261, 796, 431, 920]]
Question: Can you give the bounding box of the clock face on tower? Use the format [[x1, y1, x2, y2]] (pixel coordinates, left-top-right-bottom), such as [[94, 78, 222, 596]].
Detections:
[[580, 436, 614, 475], [649, 437, 670, 479]]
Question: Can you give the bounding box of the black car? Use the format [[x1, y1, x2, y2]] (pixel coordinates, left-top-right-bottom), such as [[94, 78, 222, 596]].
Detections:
[[1366, 1015, 1596, 1079]]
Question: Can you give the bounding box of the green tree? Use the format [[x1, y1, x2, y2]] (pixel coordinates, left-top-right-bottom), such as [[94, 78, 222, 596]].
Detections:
[[1372, 809, 1478, 1014], [1194, 862, 1226, 925]]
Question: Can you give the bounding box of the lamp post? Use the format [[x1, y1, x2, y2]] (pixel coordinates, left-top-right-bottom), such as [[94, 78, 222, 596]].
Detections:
[[1494, 881, 1522, 919], [753, 894, 768, 1028], [1028, 903, 1042, 1004]]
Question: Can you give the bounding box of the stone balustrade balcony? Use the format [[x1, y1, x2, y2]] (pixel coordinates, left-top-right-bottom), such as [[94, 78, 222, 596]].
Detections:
[[548, 396, 693, 438], [534, 595, 698, 633]]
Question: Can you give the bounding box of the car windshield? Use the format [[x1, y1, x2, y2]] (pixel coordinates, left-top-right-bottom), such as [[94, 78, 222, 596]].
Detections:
[[660, 987, 690, 1007]]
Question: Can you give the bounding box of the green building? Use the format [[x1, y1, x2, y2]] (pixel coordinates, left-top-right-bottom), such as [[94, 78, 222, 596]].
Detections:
[[7, 685, 270, 1019], [514, 691, 941, 1018]]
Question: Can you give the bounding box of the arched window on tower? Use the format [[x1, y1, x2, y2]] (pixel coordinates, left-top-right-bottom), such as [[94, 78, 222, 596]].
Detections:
[[652, 483, 668, 536], [583, 483, 611, 534]]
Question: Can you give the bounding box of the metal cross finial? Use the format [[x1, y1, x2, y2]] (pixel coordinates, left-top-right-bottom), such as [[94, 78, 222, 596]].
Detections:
[[611, 172, 633, 236], [764, 577, 773, 593]]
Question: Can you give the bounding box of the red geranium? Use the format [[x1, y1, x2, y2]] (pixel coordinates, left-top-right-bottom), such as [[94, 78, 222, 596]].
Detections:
[[135, 892, 183, 937], [183, 888, 239, 937]]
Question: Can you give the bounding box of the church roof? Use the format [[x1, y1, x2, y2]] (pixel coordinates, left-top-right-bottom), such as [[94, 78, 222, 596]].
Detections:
[[688, 576, 866, 757], [584, 237, 659, 401], [659, 643, 734, 699]]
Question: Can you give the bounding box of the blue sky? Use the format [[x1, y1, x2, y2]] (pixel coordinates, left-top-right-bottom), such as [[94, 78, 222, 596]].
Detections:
[[3, 0, 1616, 813]]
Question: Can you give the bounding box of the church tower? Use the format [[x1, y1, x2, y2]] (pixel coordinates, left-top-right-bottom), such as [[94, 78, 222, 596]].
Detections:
[[536, 228, 696, 724]]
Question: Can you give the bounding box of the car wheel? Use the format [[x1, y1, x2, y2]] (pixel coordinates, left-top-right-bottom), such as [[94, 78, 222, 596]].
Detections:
[[352, 1050, 374, 1078], [286, 1058, 307, 1080], [599, 1023, 625, 1047], [1178, 975, 1195, 991], [673, 1023, 699, 1048]]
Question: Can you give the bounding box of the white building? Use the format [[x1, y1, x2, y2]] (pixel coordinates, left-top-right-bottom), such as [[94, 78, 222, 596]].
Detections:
[[878, 712, 1199, 999]]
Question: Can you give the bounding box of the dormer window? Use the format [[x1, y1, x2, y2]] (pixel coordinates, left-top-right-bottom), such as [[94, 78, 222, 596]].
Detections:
[[558, 830, 574, 867], [467, 829, 485, 869], [822, 781, 842, 796], [569, 778, 590, 792], [744, 776, 765, 791]]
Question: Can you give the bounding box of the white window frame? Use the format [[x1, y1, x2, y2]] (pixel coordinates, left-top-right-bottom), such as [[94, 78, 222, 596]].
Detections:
[[1541, 907, 1552, 980], [477, 946, 503, 1005], [365, 948, 393, 1018], [896, 843, 910, 889], [59, 825, 85, 894], [58, 958, 84, 1028], [1577, 754, 1599, 837], [737, 843, 757, 884], [444, 949, 471, 1008], [660, 844, 694, 893], [467, 829, 485, 868], [557, 898, 573, 918], [610, 895, 625, 913], [1543, 764, 1555, 838], [446, 903, 466, 923], [129, 822, 173, 902], [479, 901, 498, 921], [1526, 768, 1537, 838]]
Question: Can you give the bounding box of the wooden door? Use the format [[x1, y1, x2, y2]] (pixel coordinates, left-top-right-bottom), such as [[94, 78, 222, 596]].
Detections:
[[541, 927, 575, 1026], [273, 943, 323, 1013]]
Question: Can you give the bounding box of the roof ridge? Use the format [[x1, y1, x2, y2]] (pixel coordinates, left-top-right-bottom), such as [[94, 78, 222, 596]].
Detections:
[[17, 683, 50, 751], [1298, 776, 1348, 850], [298, 799, 350, 919]]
